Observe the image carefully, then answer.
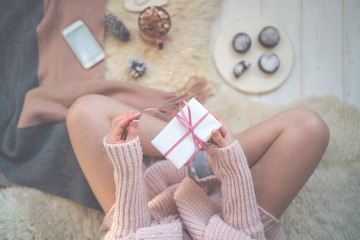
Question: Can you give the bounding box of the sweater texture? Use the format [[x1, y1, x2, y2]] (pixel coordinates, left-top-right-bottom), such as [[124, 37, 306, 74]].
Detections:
[[100, 137, 285, 239]]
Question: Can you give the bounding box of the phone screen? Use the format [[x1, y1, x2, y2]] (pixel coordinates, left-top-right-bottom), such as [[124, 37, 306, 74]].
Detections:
[[63, 21, 105, 69], [66, 25, 102, 64]]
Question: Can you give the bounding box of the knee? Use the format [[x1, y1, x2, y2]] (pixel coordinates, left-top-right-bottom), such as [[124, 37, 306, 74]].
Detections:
[[66, 94, 104, 128], [288, 108, 330, 146]]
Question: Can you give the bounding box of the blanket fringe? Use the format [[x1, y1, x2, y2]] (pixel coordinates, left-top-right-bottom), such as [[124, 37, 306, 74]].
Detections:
[[156, 76, 213, 121]]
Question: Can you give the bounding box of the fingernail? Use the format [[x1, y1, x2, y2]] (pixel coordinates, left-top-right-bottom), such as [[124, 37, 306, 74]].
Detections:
[[212, 129, 218, 136], [131, 120, 139, 127], [134, 113, 142, 120]]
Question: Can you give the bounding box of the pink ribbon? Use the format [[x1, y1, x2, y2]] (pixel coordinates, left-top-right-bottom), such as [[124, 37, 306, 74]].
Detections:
[[136, 100, 209, 166]]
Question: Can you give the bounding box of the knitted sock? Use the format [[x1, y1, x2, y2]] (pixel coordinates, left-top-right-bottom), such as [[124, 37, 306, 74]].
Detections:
[[258, 206, 286, 240], [174, 177, 218, 239], [144, 160, 187, 200], [104, 13, 130, 42], [148, 184, 179, 221]]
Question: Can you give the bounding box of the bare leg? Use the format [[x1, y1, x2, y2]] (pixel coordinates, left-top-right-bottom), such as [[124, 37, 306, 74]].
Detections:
[[235, 108, 330, 218], [66, 94, 166, 212]]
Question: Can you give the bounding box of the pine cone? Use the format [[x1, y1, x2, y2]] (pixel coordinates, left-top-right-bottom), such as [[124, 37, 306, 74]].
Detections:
[[104, 13, 130, 42], [128, 58, 147, 78]]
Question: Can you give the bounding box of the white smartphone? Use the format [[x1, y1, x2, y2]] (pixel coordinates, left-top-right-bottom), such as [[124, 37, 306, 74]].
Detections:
[[62, 20, 105, 69]]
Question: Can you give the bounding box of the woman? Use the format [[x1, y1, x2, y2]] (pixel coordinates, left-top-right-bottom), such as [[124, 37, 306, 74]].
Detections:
[[66, 94, 329, 239]]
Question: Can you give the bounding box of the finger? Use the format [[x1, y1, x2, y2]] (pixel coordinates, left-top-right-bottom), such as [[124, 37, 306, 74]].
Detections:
[[111, 111, 135, 125], [112, 113, 140, 135], [107, 113, 139, 144], [106, 133, 124, 144], [213, 115, 228, 134], [211, 129, 229, 148], [213, 115, 234, 144], [126, 120, 139, 142]]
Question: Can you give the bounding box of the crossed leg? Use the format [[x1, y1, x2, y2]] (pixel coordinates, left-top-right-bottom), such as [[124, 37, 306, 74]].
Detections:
[[66, 94, 329, 218], [234, 108, 329, 218], [66, 94, 167, 212]]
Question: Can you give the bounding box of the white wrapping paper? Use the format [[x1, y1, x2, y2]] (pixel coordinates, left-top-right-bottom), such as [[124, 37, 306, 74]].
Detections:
[[151, 98, 222, 169]]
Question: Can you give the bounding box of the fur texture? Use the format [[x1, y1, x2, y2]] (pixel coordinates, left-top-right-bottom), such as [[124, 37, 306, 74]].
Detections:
[[1, 0, 359, 239], [104, 0, 221, 91], [206, 89, 360, 240]]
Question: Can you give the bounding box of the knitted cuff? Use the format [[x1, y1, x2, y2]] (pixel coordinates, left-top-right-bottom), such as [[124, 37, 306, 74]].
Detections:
[[207, 140, 265, 239], [207, 140, 246, 179], [103, 136, 143, 176], [103, 136, 151, 238]]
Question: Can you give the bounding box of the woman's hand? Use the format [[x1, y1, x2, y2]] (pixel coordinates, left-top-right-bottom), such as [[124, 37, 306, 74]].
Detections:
[[210, 115, 234, 148], [106, 112, 140, 144], [207, 115, 235, 173]]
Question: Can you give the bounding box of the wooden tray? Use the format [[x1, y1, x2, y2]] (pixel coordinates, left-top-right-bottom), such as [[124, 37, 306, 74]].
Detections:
[[213, 16, 294, 94]]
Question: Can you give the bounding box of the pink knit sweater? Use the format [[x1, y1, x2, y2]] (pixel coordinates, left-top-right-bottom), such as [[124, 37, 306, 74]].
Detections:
[[100, 137, 285, 240]]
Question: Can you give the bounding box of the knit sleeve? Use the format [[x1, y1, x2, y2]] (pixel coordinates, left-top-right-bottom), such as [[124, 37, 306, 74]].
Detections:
[[103, 136, 151, 239], [208, 140, 266, 239]]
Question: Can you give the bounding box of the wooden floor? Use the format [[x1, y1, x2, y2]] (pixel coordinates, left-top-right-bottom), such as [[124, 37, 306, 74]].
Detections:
[[211, 0, 360, 109]]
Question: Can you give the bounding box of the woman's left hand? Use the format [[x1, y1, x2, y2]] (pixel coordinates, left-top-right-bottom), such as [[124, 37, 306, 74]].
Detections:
[[210, 115, 234, 148], [106, 112, 139, 144]]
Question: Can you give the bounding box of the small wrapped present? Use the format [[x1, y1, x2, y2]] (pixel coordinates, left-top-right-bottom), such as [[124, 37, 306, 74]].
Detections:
[[151, 98, 222, 169]]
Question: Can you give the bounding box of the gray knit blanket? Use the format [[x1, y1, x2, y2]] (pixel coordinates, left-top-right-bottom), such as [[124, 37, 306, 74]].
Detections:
[[0, 0, 101, 210]]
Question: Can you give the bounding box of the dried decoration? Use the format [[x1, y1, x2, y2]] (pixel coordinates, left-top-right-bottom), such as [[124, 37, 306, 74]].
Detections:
[[138, 6, 171, 39], [105, 13, 131, 42], [128, 58, 147, 78]]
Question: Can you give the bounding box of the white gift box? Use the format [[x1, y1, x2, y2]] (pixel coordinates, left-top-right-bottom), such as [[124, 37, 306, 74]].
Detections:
[[151, 98, 222, 169]]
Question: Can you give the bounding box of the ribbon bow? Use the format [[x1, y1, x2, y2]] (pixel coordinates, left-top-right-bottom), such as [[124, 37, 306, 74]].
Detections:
[[137, 100, 209, 166]]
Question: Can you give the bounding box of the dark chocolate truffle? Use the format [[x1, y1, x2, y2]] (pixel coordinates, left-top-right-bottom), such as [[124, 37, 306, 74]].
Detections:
[[232, 33, 251, 53], [233, 60, 251, 78], [258, 52, 280, 74], [258, 26, 280, 48]]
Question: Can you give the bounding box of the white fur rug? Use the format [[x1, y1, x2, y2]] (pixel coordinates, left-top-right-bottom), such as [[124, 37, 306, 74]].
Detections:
[[104, 0, 220, 91], [206, 90, 360, 240], [1, 0, 359, 239]]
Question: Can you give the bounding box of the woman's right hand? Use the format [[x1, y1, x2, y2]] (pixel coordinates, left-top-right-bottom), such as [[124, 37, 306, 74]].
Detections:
[[105, 112, 140, 144]]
